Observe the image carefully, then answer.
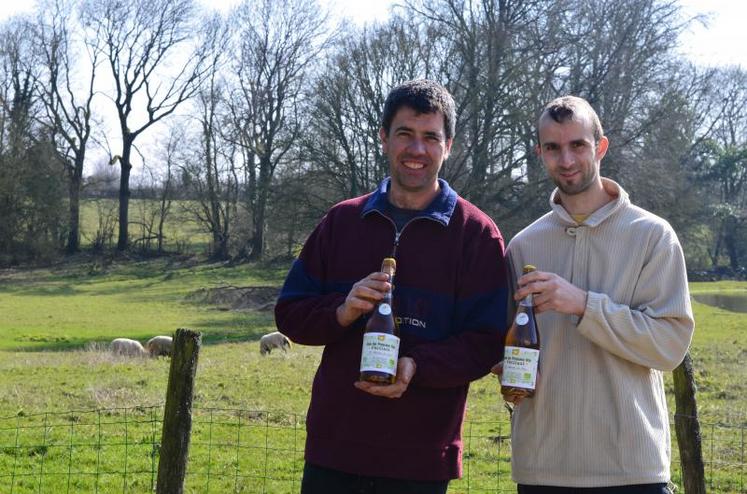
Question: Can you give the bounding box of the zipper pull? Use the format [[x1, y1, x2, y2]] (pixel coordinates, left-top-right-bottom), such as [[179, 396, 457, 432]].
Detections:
[[391, 231, 400, 258]]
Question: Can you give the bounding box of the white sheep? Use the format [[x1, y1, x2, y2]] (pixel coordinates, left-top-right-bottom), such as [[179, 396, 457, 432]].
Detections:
[[259, 331, 291, 355], [146, 335, 173, 357], [110, 338, 146, 357]]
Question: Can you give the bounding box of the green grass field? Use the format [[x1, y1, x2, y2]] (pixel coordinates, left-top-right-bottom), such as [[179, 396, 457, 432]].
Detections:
[[0, 258, 745, 493], [79, 199, 213, 255]]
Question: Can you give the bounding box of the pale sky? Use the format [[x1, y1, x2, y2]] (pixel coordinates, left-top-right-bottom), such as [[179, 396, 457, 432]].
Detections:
[[677, 0, 747, 68], [0, 0, 744, 68]]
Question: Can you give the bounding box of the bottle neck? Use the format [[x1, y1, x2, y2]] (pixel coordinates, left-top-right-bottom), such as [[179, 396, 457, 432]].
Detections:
[[382, 273, 394, 304], [519, 293, 533, 307], [374, 290, 394, 318]]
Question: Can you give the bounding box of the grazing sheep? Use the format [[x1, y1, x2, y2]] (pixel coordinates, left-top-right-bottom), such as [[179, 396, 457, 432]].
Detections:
[[111, 338, 146, 357], [146, 335, 173, 357], [259, 331, 291, 355]]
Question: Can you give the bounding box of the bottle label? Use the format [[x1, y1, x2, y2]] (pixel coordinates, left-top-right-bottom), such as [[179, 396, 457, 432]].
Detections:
[[378, 303, 392, 316], [501, 345, 539, 390], [515, 313, 529, 325], [360, 332, 400, 375]]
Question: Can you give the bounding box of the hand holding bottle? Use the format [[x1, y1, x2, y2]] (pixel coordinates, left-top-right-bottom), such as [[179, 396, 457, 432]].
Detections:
[[514, 270, 587, 316], [355, 357, 416, 399], [359, 258, 399, 384], [336, 272, 393, 327], [492, 361, 541, 405]]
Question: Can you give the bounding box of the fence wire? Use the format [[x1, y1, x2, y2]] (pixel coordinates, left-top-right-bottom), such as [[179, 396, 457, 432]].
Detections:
[[0, 406, 744, 493], [0, 406, 161, 493]]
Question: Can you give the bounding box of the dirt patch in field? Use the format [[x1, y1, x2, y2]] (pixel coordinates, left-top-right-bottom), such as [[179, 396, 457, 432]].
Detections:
[[187, 286, 279, 311]]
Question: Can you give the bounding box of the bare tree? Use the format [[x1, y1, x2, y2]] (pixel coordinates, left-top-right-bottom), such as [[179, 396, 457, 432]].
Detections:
[[409, 0, 539, 198], [81, 0, 217, 251], [155, 133, 178, 255], [183, 71, 239, 260], [400, 0, 694, 236], [36, 0, 99, 254], [557, 0, 689, 179], [229, 0, 330, 260], [132, 131, 179, 255], [304, 16, 440, 203]]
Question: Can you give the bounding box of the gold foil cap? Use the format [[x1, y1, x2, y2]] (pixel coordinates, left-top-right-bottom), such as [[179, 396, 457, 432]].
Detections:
[[522, 264, 537, 273], [381, 258, 396, 277]]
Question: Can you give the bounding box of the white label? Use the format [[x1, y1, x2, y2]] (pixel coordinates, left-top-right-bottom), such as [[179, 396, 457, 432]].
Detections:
[[501, 346, 540, 390], [378, 303, 392, 316], [360, 332, 400, 375], [515, 313, 529, 325]]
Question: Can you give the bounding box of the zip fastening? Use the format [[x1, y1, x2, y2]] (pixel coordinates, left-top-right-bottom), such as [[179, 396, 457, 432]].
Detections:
[[372, 210, 445, 260]]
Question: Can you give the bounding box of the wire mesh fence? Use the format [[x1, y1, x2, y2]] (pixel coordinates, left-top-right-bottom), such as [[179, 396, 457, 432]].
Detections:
[[0, 406, 161, 493], [695, 419, 746, 493], [0, 406, 744, 493]]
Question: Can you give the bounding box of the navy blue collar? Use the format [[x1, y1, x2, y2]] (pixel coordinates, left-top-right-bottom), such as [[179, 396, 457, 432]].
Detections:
[[361, 178, 458, 226]]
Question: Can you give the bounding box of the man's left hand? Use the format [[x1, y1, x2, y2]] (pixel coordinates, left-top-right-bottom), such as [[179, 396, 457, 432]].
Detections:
[[354, 357, 416, 399]]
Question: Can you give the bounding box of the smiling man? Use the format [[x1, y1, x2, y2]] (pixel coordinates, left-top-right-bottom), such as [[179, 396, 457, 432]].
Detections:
[[381, 106, 451, 208], [496, 96, 695, 493], [275, 79, 509, 493]]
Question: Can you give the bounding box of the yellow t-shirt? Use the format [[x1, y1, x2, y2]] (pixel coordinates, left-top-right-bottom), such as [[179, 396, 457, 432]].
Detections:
[[571, 214, 589, 224]]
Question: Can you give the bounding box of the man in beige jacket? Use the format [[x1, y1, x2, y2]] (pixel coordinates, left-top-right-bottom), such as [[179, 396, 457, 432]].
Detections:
[[496, 96, 694, 493]]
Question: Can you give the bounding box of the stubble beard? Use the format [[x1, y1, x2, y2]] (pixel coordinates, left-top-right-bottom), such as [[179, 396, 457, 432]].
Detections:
[[554, 167, 597, 196], [393, 174, 437, 193], [391, 162, 439, 194]]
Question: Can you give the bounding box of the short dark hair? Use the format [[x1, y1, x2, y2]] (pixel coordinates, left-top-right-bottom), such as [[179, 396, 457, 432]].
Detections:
[[381, 79, 456, 140], [538, 96, 604, 143]]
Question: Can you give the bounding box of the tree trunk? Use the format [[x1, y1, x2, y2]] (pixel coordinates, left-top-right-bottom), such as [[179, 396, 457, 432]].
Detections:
[[66, 173, 81, 254], [117, 140, 133, 251], [723, 216, 740, 270], [157, 211, 166, 255], [249, 201, 265, 260], [218, 235, 229, 260], [248, 155, 271, 261]]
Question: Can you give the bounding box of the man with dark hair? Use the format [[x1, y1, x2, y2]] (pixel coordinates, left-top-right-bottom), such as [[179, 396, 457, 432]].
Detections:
[[495, 95, 694, 493], [276, 79, 509, 493], [380, 79, 456, 140]]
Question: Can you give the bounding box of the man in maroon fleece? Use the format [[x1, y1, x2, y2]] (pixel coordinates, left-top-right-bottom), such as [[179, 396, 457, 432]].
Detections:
[[275, 79, 509, 494]]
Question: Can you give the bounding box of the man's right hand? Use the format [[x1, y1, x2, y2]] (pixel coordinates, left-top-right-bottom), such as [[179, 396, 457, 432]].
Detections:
[[336, 272, 392, 327], [515, 269, 587, 317]]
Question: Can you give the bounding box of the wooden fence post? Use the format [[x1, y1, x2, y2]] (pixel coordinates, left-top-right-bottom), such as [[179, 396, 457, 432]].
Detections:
[[156, 328, 201, 494], [672, 352, 706, 494]]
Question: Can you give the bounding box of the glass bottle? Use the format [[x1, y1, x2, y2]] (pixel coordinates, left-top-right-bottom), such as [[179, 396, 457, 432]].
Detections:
[[359, 257, 399, 384], [501, 264, 541, 399]]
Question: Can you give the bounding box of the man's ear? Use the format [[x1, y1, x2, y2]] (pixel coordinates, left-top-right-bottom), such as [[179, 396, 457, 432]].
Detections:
[[596, 136, 609, 160], [444, 137, 453, 160], [379, 128, 388, 152]]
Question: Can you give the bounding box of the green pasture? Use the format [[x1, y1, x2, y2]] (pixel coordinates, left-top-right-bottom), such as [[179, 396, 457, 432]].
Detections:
[[0, 260, 746, 492], [0, 258, 284, 352], [79, 199, 213, 254]]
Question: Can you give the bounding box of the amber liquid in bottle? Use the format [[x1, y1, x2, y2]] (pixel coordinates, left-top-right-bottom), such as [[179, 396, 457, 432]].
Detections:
[[359, 258, 399, 384], [501, 264, 541, 400]]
